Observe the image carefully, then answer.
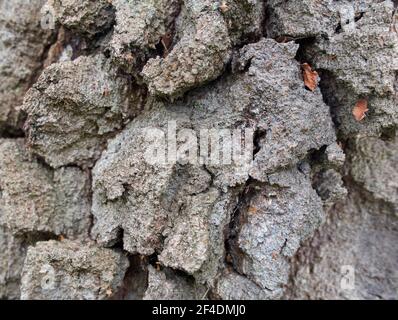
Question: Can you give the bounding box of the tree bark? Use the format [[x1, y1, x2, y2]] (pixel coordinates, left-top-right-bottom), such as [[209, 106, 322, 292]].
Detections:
[[0, 0, 397, 300]]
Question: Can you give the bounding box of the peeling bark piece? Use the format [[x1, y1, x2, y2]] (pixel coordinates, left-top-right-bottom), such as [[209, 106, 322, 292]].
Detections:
[[159, 189, 220, 274], [266, 0, 375, 39], [231, 167, 325, 292], [50, 0, 115, 37], [179, 37, 335, 186], [159, 178, 240, 285], [266, 0, 336, 38], [234, 39, 335, 180], [0, 227, 27, 299], [91, 102, 241, 285], [23, 54, 142, 168], [144, 266, 206, 300], [91, 102, 230, 281], [20, 240, 129, 300], [306, 1, 398, 97], [109, 0, 182, 73], [91, 106, 195, 255], [0, 0, 53, 134], [218, 0, 264, 46], [142, 4, 231, 98], [0, 139, 91, 239]]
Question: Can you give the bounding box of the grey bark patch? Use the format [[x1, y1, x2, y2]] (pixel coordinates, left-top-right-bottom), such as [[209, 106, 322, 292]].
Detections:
[[287, 195, 398, 300], [20, 240, 129, 300], [0, 0, 53, 133], [51, 0, 115, 37], [0, 139, 91, 239], [23, 54, 144, 168], [0, 226, 27, 299], [144, 265, 207, 300]]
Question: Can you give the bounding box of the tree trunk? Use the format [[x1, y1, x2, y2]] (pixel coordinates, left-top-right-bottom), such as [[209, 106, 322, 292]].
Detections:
[[0, 0, 397, 300]]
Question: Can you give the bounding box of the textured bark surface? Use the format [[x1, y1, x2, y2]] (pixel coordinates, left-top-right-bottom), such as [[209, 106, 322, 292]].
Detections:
[[0, 0, 397, 300]]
